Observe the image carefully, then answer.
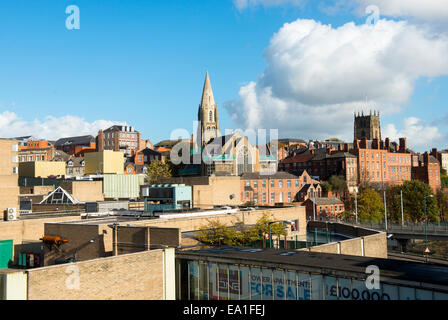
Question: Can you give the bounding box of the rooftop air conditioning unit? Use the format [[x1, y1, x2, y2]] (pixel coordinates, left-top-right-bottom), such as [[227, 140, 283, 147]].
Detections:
[[6, 208, 17, 221]]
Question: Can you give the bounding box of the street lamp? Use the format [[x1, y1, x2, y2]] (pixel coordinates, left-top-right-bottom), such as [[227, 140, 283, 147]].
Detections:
[[269, 220, 293, 249], [424, 195, 434, 262]]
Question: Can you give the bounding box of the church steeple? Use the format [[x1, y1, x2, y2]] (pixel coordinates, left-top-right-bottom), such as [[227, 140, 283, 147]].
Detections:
[[197, 71, 220, 148], [201, 71, 216, 109]]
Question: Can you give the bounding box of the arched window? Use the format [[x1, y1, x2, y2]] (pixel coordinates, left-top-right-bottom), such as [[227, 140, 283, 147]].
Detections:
[[209, 110, 213, 122], [237, 146, 253, 175]]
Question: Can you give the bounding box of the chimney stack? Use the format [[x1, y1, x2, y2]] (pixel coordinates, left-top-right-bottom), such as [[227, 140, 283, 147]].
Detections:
[[399, 138, 407, 153], [361, 137, 368, 149], [385, 138, 390, 150], [344, 143, 349, 152], [424, 152, 430, 166]]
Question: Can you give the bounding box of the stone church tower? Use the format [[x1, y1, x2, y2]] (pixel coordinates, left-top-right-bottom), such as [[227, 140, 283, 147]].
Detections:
[[354, 111, 381, 140], [197, 71, 220, 147]]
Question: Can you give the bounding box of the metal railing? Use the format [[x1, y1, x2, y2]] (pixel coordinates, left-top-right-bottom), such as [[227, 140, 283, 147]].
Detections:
[[306, 216, 448, 235]]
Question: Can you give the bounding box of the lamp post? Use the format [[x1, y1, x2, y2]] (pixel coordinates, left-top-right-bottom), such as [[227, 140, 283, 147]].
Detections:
[[269, 220, 293, 249], [424, 195, 434, 263], [355, 188, 358, 224], [400, 189, 404, 227]]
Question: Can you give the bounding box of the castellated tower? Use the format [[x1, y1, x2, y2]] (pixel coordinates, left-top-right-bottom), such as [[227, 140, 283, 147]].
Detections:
[[354, 110, 382, 140], [197, 71, 221, 147]]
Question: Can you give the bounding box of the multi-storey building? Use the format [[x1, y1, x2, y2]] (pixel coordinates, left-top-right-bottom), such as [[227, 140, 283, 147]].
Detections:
[[412, 152, 441, 194], [97, 125, 143, 157], [0, 139, 20, 219], [279, 146, 358, 189], [351, 137, 411, 188], [304, 197, 345, 218], [54, 135, 96, 156], [240, 170, 319, 205], [430, 148, 448, 173], [18, 140, 55, 162]]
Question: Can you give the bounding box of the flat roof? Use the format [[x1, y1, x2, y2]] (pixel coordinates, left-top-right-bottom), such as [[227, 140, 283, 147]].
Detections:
[[46, 216, 153, 225], [177, 246, 448, 288]]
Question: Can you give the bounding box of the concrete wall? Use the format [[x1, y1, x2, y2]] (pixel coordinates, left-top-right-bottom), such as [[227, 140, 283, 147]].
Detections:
[[116, 226, 149, 255], [23, 248, 174, 300], [84, 151, 124, 175], [131, 206, 307, 236], [149, 227, 181, 249], [19, 161, 66, 178], [160, 176, 242, 208], [0, 139, 19, 220], [0, 216, 83, 263], [43, 223, 110, 265], [302, 222, 387, 258], [60, 181, 104, 202], [20, 185, 54, 196]]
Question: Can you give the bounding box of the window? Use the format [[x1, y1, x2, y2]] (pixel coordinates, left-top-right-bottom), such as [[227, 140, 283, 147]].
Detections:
[[209, 111, 213, 122], [295, 180, 299, 187], [254, 181, 258, 188], [271, 180, 274, 188], [279, 180, 283, 188], [12, 155, 18, 163], [287, 192, 292, 203], [245, 192, 249, 199], [262, 193, 266, 203], [287, 180, 291, 188], [246, 180, 250, 187], [254, 192, 258, 201], [13, 167, 18, 174], [262, 180, 266, 188], [12, 144, 18, 152], [270, 192, 275, 203], [279, 192, 283, 203]]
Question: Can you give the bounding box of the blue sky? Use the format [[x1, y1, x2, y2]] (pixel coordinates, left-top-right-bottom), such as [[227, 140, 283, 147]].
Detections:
[[0, 0, 447, 151]]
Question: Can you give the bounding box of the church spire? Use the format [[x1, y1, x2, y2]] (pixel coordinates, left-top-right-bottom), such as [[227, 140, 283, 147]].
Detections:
[[201, 71, 216, 109]]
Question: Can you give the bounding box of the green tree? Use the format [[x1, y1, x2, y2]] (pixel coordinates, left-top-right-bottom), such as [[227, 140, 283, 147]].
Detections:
[[196, 219, 239, 246], [357, 188, 384, 222], [196, 213, 287, 247], [145, 160, 172, 184], [400, 181, 438, 223], [327, 175, 348, 194], [436, 190, 448, 222]]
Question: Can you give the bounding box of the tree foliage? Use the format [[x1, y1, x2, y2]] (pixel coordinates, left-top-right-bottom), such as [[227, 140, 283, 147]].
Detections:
[[196, 213, 288, 247], [385, 180, 439, 223], [357, 188, 384, 222], [145, 160, 172, 184]]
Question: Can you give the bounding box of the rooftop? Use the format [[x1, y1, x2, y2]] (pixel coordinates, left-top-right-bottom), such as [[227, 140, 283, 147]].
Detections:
[[177, 246, 448, 287]]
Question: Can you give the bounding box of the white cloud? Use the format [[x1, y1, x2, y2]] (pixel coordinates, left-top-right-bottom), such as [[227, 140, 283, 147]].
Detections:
[[225, 18, 448, 147], [355, 0, 448, 22], [234, 0, 305, 11], [383, 117, 444, 151], [0, 110, 125, 140]]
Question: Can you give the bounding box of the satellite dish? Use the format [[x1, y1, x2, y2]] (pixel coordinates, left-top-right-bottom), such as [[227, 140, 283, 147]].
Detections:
[[230, 194, 235, 200]]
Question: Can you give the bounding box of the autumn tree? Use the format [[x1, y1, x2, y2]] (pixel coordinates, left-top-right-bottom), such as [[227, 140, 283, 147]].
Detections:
[[145, 160, 172, 184], [357, 188, 384, 222], [196, 213, 287, 247]]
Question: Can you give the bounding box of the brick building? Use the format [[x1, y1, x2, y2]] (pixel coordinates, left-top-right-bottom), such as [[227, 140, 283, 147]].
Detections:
[[54, 135, 96, 157], [430, 148, 448, 173], [97, 125, 144, 157], [304, 197, 345, 219], [279, 146, 358, 189], [351, 137, 411, 188], [18, 140, 55, 162], [240, 170, 319, 205], [412, 152, 441, 194]]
